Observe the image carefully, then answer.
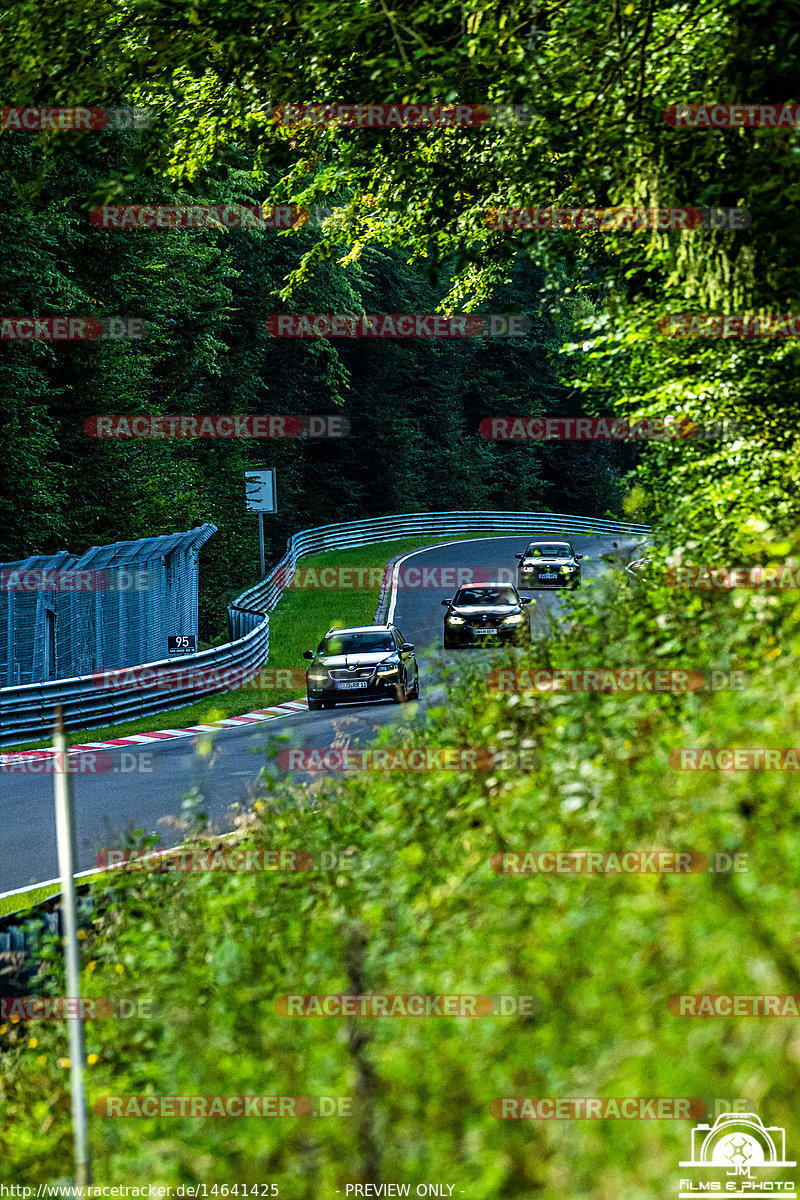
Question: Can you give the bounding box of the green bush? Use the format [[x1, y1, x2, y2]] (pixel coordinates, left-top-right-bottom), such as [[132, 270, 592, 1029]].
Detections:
[[3, 538, 799, 1192]]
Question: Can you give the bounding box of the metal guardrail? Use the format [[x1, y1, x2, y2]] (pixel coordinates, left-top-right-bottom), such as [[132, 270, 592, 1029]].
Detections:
[[0, 618, 269, 748], [0, 510, 649, 746], [232, 510, 650, 618]]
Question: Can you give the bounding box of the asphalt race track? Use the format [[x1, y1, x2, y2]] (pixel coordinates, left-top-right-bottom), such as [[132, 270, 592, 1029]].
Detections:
[[0, 533, 641, 892]]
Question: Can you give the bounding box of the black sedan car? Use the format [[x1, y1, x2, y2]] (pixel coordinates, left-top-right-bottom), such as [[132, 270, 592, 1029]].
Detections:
[[515, 540, 583, 590], [442, 584, 532, 648], [303, 624, 419, 709]]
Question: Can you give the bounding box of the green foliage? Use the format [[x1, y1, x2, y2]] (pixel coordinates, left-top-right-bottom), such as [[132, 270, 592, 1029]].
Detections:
[[3, 547, 799, 1187]]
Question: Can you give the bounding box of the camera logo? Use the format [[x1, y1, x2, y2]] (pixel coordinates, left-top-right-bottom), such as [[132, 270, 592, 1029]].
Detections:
[[679, 1112, 795, 1195]]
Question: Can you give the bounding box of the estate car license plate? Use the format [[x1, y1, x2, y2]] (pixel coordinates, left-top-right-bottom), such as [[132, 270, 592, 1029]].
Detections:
[[540, 573, 557, 579], [473, 628, 493, 635], [337, 680, 368, 689]]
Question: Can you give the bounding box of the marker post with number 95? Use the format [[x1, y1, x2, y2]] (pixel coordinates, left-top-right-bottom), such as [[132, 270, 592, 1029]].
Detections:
[[168, 635, 197, 656]]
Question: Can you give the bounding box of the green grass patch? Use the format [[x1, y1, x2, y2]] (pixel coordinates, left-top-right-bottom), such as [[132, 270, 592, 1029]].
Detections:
[[0, 880, 62, 918], [4, 531, 522, 752]]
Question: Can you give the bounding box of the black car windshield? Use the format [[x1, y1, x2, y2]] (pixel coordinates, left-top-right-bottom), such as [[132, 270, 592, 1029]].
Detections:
[[455, 588, 518, 606], [319, 633, 396, 655], [525, 544, 572, 557]]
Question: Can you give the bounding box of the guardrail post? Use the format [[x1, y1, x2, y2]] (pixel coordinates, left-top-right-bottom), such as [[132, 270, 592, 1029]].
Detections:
[[53, 707, 92, 1186]]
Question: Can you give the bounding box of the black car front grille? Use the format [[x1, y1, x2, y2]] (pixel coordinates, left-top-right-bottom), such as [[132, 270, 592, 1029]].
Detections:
[[327, 667, 376, 681]]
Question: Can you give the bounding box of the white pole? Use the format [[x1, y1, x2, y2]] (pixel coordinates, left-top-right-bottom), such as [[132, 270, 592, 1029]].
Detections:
[[259, 513, 266, 579], [53, 707, 91, 1185]]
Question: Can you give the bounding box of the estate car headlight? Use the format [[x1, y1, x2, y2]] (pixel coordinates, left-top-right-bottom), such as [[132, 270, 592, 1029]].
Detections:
[[377, 656, 400, 676], [560, 565, 576, 573], [447, 615, 466, 625], [502, 613, 526, 625], [308, 672, 328, 682]]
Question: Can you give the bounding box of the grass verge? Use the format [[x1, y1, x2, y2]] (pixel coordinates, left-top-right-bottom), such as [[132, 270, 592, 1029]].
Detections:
[[0, 881, 62, 918]]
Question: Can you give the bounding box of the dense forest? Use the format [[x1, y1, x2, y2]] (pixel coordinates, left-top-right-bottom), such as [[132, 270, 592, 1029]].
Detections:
[[2, 0, 798, 592]]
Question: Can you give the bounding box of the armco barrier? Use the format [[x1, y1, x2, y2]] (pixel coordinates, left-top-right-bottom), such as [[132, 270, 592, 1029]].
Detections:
[[0, 511, 649, 746], [0, 615, 270, 748], [231, 511, 649, 624]]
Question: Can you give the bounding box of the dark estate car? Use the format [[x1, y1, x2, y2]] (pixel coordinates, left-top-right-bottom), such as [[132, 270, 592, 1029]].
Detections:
[[303, 624, 420, 709], [515, 540, 583, 590], [442, 583, 532, 648]]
